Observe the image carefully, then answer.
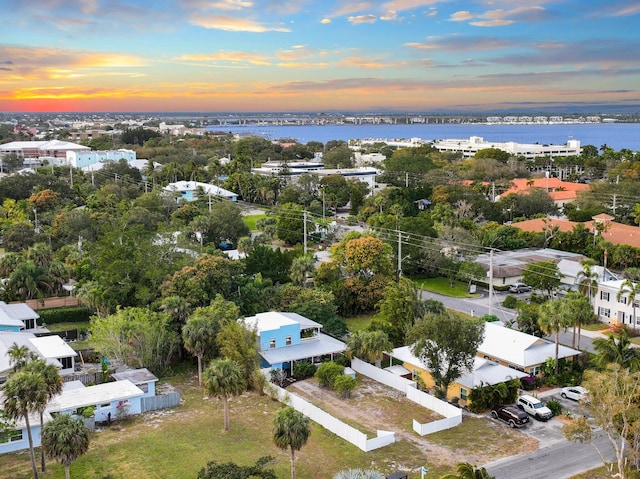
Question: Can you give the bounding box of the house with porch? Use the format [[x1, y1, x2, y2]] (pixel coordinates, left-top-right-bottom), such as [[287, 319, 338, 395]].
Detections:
[[243, 312, 346, 375], [389, 346, 528, 408], [478, 322, 582, 376]]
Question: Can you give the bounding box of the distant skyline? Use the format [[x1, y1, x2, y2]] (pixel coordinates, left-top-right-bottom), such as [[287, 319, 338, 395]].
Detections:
[[1, 0, 639, 113]]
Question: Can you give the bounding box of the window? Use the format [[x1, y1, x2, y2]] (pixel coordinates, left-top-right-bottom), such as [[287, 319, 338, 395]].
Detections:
[[634, 300, 640, 308], [285, 336, 292, 346], [0, 429, 23, 443], [100, 403, 110, 408], [600, 291, 610, 301], [619, 296, 627, 304], [23, 318, 35, 329], [460, 388, 468, 401], [529, 365, 541, 376], [269, 339, 276, 349], [60, 357, 73, 369], [598, 307, 611, 318]]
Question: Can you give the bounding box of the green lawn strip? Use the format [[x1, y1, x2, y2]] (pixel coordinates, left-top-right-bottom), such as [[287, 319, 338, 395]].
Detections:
[[413, 277, 482, 298], [242, 214, 266, 231], [345, 314, 375, 333], [45, 321, 90, 333]]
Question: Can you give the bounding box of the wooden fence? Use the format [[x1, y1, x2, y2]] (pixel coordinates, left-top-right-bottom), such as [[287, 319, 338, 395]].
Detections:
[[141, 393, 181, 413], [14, 297, 80, 310]]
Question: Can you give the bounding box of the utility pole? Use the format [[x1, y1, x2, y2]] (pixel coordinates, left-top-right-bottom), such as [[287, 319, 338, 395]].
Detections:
[[405, 172, 409, 188], [488, 248, 494, 316], [397, 230, 402, 279], [208, 194, 212, 213], [303, 210, 307, 255], [612, 194, 617, 216]]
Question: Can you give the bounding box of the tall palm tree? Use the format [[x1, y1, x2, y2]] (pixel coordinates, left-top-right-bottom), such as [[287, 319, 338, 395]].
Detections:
[[592, 329, 640, 372], [617, 280, 640, 334], [6, 260, 53, 300], [538, 300, 572, 374], [24, 359, 63, 472], [203, 358, 246, 431], [562, 292, 596, 349], [272, 406, 311, 479], [576, 261, 599, 306], [3, 370, 48, 479], [41, 414, 90, 479], [440, 462, 495, 479], [182, 315, 219, 387], [290, 255, 316, 286]]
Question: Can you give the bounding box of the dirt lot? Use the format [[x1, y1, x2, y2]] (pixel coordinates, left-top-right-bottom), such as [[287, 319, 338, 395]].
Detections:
[[289, 376, 538, 468]]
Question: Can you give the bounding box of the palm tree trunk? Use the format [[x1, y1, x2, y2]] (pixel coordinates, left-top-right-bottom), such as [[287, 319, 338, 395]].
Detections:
[[554, 332, 560, 374], [24, 414, 40, 479], [290, 448, 296, 479], [223, 396, 229, 431], [197, 355, 203, 387], [65, 464, 71, 479], [572, 325, 576, 348], [39, 410, 46, 472], [578, 322, 582, 349]]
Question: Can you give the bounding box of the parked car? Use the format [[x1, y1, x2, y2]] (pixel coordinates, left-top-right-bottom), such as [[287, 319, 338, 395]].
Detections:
[[509, 283, 533, 293], [516, 395, 553, 421], [561, 386, 589, 402], [491, 406, 530, 428]]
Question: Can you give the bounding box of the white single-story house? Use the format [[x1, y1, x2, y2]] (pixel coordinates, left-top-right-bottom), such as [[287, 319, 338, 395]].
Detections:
[[0, 301, 40, 333], [163, 181, 238, 202], [47, 379, 145, 423], [112, 368, 158, 398], [478, 322, 582, 376], [0, 332, 77, 384]]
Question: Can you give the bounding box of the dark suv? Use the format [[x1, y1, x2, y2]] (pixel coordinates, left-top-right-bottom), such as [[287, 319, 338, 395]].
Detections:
[[491, 406, 530, 428]]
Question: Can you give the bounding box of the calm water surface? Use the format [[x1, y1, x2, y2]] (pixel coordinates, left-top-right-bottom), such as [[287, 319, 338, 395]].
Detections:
[[208, 122, 640, 151]]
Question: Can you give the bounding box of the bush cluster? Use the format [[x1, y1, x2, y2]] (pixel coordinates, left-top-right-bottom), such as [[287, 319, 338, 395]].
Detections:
[[38, 306, 93, 325]]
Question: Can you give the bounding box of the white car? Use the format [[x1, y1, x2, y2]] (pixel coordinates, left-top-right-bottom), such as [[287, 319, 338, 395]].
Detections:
[[561, 386, 589, 401]]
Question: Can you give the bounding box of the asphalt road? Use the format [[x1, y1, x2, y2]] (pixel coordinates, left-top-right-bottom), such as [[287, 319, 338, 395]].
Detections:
[[485, 433, 615, 479]]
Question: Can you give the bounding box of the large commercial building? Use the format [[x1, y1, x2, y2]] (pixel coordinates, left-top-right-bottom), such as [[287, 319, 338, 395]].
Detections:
[[0, 140, 90, 167], [432, 136, 582, 160], [66, 149, 137, 169]]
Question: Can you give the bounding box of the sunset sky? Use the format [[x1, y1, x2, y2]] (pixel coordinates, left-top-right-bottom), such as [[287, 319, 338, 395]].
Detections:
[[1, 0, 639, 113]]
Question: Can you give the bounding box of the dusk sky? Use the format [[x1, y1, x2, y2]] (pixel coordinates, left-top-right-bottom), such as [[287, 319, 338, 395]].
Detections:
[[1, 0, 639, 113]]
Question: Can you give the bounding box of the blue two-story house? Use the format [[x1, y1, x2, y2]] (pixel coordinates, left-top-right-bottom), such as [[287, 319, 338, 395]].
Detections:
[[243, 312, 346, 375]]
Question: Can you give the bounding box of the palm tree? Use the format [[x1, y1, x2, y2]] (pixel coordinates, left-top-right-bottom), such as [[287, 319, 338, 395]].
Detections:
[[290, 254, 316, 286], [346, 330, 392, 368], [203, 358, 246, 431], [538, 300, 572, 374], [182, 315, 219, 387], [562, 292, 596, 349], [440, 462, 495, 479], [6, 260, 53, 300], [617, 280, 640, 334], [592, 329, 640, 372], [7, 342, 35, 371], [24, 359, 63, 472], [3, 370, 48, 479], [41, 414, 90, 479], [576, 261, 599, 306], [272, 406, 311, 479], [333, 469, 384, 479]]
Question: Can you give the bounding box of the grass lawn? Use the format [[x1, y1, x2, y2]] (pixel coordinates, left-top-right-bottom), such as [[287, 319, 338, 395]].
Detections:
[[242, 214, 266, 231], [44, 322, 94, 351], [413, 277, 482, 299], [345, 314, 375, 333]]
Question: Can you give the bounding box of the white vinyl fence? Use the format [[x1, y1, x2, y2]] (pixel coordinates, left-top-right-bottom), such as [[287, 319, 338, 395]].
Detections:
[[350, 358, 462, 436], [265, 378, 395, 452]]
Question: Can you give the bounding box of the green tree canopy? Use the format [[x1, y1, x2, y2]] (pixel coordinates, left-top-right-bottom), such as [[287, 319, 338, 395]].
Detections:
[[521, 260, 563, 298], [272, 406, 311, 479], [41, 414, 90, 479]]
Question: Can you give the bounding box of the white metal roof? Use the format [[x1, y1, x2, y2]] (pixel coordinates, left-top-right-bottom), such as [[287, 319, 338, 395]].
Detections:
[[244, 311, 322, 333], [0, 302, 39, 321], [259, 333, 345, 365], [112, 368, 158, 384], [46, 380, 144, 412], [479, 322, 580, 368], [29, 336, 77, 359], [0, 332, 36, 374]]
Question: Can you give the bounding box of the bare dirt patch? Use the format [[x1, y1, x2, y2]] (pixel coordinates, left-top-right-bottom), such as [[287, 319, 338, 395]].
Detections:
[[288, 376, 538, 468]]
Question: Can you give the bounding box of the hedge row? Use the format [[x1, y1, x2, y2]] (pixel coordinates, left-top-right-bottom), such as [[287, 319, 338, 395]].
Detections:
[[38, 306, 93, 325]]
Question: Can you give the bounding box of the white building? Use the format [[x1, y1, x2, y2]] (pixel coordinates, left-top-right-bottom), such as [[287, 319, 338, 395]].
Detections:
[[66, 149, 136, 169], [163, 181, 238, 202], [0, 140, 90, 168], [432, 136, 582, 160], [593, 279, 640, 326]]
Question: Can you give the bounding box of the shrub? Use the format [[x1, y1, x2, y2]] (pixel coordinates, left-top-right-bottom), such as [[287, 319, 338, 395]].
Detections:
[[38, 306, 93, 325], [546, 399, 562, 416], [333, 374, 357, 398], [482, 314, 499, 322], [292, 361, 316, 380], [315, 361, 344, 388], [502, 295, 519, 309]]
